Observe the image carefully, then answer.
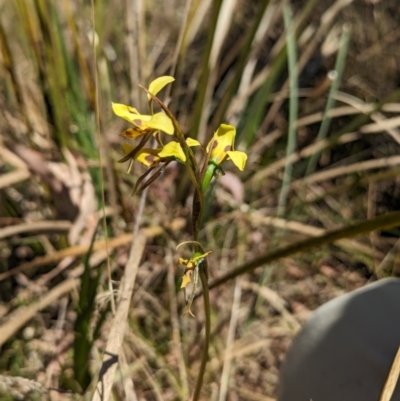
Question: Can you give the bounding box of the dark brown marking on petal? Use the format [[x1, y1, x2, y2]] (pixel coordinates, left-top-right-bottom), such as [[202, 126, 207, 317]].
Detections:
[[145, 155, 156, 164], [224, 145, 232, 152], [122, 128, 140, 138], [212, 141, 218, 149]]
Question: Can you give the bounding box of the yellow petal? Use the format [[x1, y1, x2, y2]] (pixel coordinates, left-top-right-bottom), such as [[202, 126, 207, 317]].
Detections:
[[180, 271, 192, 289], [135, 148, 160, 167], [147, 76, 175, 100], [186, 137, 201, 147], [128, 113, 153, 127], [112, 102, 174, 135], [192, 251, 212, 264], [146, 112, 174, 135], [112, 102, 140, 123], [207, 124, 236, 164], [178, 258, 188, 265], [121, 128, 146, 138], [227, 150, 247, 171], [122, 143, 135, 154], [158, 141, 186, 162]]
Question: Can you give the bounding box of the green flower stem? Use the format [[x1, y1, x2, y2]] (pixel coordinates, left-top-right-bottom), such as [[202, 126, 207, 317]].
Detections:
[[188, 218, 210, 401], [192, 189, 204, 242], [202, 163, 217, 193], [192, 262, 211, 401], [192, 163, 216, 237]]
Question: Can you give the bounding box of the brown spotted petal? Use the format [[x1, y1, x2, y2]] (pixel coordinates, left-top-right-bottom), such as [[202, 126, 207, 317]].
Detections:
[[112, 102, 174, 135], [135, 148, 161, 167], [206, 124, 247, 171]]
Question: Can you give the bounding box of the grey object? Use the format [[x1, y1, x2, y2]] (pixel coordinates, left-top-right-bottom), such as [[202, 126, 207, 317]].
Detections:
[[278, 278, 400, 401]]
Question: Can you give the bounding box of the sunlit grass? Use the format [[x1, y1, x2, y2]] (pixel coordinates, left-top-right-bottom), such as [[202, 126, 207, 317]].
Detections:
[[1, 0, 400, 400]]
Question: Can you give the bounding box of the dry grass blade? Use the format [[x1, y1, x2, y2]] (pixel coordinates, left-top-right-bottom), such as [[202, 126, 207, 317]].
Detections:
[[243, 282, 300, 332], [0, 232, 133, 282], [0, 248, 111, 320], [0, 145, 28, 169], [379, 346, 400, 401], [250, 115, 399, 185], [209, 209, 400, 289], [230, 339, 272, 361], [335, 92, 400, 144], [0, 220, 71, 239], [295, 104, 400, 128], [0, 169, 30, 189], [0, 224, 170, 282], [249, 130, 353, 184], [250, 212, 377, 260], [361, 116, 400, 135], [230, 385, 275, 401], [2, 0, 400, 399], [0, 374, 47, 400], [0, 231, 143, 360], [0, 276, 79, 348], [92, 232, 146, 401], [295, 155, 400, 188]]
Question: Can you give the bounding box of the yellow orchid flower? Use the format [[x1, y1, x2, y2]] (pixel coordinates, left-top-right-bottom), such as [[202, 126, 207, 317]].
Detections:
[[122, 137, 199, 167], [206, 124, 247, 171], [112, 103, 174, 135], [178, 251, 212, 289], [112, 76, 176, 136], [176, 241, 211, 317]]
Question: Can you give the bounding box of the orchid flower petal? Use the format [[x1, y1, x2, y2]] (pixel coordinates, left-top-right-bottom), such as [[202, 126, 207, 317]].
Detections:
[[227, 150, 247, 171], [112, 103, 174, 135], [186, 137, 201, 147], [112, 103, 140, 124], [146, 112, 174, 135], [121, 128, 146, 139], [207, 123, 236, 165], [135, 148, 161, 167], [158, 141, 186, 162], [181, 271, 192, 289], [147, 76, 175, 100], [205, 123, 247, 171], [122, 143, 135, 154]]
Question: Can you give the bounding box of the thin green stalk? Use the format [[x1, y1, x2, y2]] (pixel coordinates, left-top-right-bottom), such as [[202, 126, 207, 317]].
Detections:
[[240, 47, 287, 147], [277, 5, 298, 217], [192, 265, 211, 401], [187, 168, 214, 400], [305, 24, 351, 176]]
